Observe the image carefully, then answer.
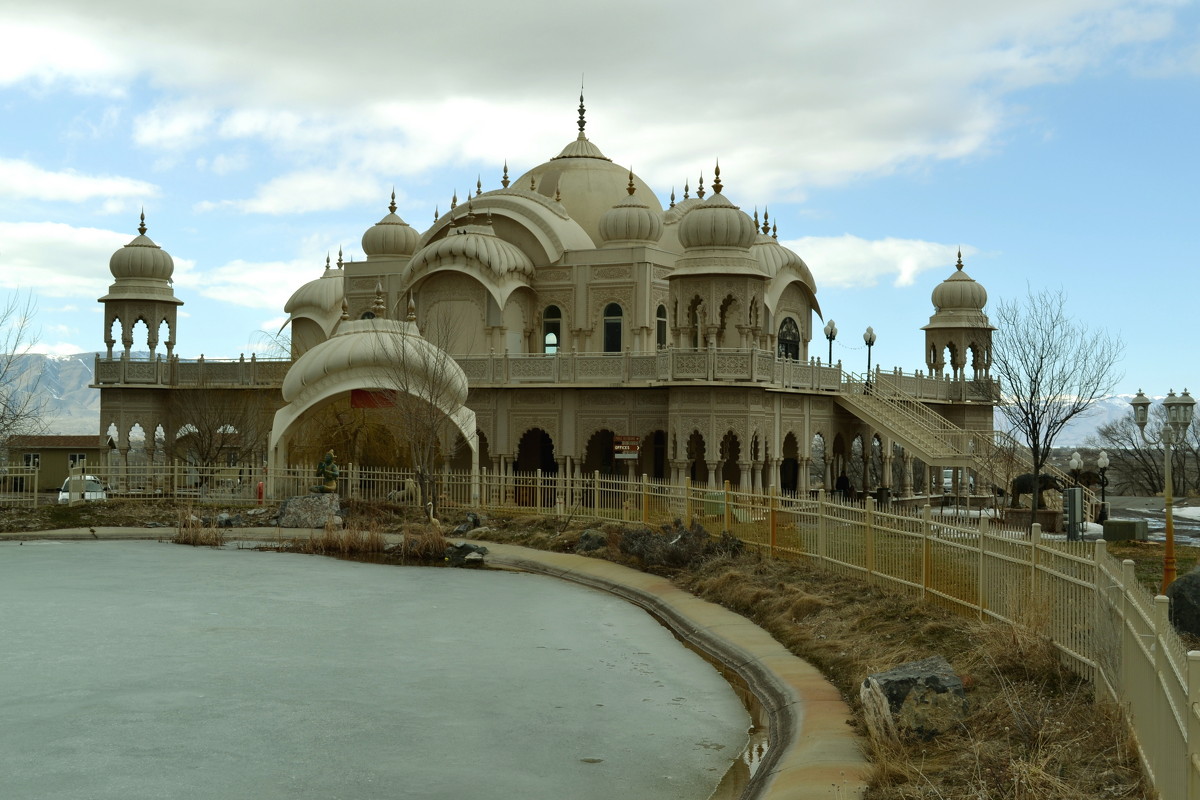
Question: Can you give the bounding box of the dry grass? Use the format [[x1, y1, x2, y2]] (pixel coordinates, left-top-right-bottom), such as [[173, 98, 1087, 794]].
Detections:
[[281, 520, 389, 556], [393, 523, 449, 561], [172, 508, 226, 547], [472, 515, 1152, 800]]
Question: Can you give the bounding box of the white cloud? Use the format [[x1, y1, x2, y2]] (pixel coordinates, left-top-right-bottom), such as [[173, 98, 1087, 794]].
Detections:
[[0, 221, 129, 297], [0, 159, 158, 203], [176, 256, 325, 311], [0, 19, 129, 94], [784, 235, 976, 290], [195, 169, 384, 215], [4, 1, 1185, 203]]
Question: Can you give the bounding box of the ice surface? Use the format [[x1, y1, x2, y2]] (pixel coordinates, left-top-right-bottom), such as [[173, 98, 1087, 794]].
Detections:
[[0, 542, 749, 800]]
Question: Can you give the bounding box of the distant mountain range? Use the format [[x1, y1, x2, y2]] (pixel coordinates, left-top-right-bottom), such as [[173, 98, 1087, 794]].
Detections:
[[6, 352, 1141, 444]]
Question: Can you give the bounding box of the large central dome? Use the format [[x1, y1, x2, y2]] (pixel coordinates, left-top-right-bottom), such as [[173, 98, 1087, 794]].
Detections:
[[512, 96, 661, 246]]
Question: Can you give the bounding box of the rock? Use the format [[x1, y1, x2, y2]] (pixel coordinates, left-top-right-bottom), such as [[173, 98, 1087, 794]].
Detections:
[[860, 655, 968, 741], [446, 541, 488, 568], [465, 512, 481, 529], [1167, 567, 1200, 637], [576, 529, 608, 552], [246, 507, 269, 517], [452, 522, 472, 536], [278, 494, 342, 529]]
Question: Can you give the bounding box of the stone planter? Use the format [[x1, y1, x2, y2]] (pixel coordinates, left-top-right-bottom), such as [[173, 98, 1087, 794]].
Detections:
[[1003, 508, 1061, 533]]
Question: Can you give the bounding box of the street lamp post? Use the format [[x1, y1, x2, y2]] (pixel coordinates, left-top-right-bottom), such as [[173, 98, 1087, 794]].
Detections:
[[1068, 451, 1082, 487], [1067, 450, 1083, 541], [863, 326, 876, 389], [1096, 450, 1110, 524], [1131, 388, 1196, 593], [824, 319, 837, 364]]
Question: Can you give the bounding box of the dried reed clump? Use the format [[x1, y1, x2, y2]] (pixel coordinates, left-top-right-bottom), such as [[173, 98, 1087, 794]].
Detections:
[[172, 509, 225, 547], [393, 523, 448, 562], [284, 520, 388, 556]]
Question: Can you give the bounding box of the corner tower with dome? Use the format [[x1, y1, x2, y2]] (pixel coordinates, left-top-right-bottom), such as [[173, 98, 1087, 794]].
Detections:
[[93, 98, 1000, 501]]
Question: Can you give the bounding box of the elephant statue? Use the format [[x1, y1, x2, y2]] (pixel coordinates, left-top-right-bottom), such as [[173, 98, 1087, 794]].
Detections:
[[1009, 473, 1064, 509]]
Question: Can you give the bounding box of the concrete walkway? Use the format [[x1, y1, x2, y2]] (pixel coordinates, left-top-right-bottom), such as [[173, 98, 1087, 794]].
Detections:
[[4, 526, 869, 799]]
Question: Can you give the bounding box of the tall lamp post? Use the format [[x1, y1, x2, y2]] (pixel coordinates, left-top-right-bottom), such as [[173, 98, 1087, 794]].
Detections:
[[1067, 451, 1083, 541], [863, 326, 876, 388], [1096, 450, 1109, 524], [1068, 451, 1082, 487], [824, 319, 837, 364], [1130, 388, 1196, 593]]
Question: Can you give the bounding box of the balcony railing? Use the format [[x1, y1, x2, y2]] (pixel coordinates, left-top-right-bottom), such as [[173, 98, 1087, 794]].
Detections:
[[93, 354, 292, 388]]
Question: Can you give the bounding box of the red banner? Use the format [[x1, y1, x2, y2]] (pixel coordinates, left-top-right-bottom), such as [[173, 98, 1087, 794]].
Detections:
[[351, 389, 396, 409]]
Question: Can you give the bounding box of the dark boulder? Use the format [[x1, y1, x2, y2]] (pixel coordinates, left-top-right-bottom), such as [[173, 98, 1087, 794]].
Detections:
[[1167, 567, 1200, 637], [445, 541, 489, 568], [860, 655, 968, 741]]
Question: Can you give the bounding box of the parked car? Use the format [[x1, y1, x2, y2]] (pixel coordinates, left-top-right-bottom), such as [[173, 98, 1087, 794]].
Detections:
[[58, 476, 107, 504]]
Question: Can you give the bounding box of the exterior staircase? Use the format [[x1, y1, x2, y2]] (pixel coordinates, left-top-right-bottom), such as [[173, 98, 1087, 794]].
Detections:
[[836, 373, 1098, 516]]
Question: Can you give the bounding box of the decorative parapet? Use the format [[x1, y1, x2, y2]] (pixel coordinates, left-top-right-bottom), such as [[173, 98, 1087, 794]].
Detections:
[[92, 354, 292, 388]]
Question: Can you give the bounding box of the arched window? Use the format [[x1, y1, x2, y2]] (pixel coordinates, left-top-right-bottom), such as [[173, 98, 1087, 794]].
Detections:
[[603, 303, 623, 353], [543, 306, 562, 354], [778, 317, 800, 360], [656, 305, 668, 349]]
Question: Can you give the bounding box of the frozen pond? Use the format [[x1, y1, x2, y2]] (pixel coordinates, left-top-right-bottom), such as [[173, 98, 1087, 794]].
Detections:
[[1, 541, 750, 800]]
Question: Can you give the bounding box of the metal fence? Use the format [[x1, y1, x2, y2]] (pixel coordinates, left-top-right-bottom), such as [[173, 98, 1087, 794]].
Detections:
[[31, 463, 1200, 798]]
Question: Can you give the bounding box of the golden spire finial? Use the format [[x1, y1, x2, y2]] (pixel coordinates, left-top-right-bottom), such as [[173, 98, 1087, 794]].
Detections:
[[476, 175, 482, 197], [696, 172, 705, 199], [388, 188, 397, 214], [406, 291, 417, 322], [530, 175, 537, 191], [337, 247, 344, 269], [577, 82, 586, 138], [450, 190, 457, 210], [669, 187, 676, 208], [626, 167, 635, 196], [554, 186, 561, 202], [325, 253, 331, 272], [753, 208, 760, 229], [340, 297, 349, 321], [683, 179, 690, 200], [501, 160, 510, 189], [712, 160, 722, 194], [762, 207, 770, 235], [138, 208, 147, 236], [772, 221, 778, 239], [433, 205, 439, 224], [956, 249, 964, 270]]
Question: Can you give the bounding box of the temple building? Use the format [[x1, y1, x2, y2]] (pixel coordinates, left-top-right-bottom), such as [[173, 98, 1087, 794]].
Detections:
[[92, 99, 999, 499]]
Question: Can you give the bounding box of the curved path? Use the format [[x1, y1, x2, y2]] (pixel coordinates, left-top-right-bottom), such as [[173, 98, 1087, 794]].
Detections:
[[3, 527, 869, 799]]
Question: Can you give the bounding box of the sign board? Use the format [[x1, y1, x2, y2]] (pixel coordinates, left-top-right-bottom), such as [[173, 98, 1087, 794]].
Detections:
[[614, 435, 640, 460]]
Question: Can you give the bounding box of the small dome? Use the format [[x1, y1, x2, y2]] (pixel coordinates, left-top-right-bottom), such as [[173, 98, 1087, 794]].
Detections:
[[678, 190, 757, 250], [109, 213, 174, 282], [284, 256, 345, 317], [362, 193, 420, 258], [932, 254, 987, 311], [598, 174, 663, 246]]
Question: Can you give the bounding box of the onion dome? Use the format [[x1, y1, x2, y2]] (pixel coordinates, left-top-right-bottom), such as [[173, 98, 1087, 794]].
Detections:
[[405, 209, 535, 283], [931, 251, 988, 311], [598, 170, 663, 246], [677, 167, 758, 250], [109, 211, 174, 282], [512, 93, 661, 245], [361, 191, 420, 258]]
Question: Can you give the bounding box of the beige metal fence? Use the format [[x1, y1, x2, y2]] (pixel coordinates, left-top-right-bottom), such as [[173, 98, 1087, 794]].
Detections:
[[0, 465, 40, 507]]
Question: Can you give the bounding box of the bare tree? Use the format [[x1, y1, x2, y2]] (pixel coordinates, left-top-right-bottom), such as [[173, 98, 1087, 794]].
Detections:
[[0, 294, 46, 443], [990, 286, 1124, 510], [165, 388, 275, 468], [373, 305, 474, 518], [1091, 406, 1200, 496]]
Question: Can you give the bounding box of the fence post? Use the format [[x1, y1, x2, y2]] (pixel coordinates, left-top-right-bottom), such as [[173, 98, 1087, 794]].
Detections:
[[723, 480, 732, 534], [769, 485, 778, 558], [865, 497, 876, 584], [536, 468, 543, 512], [817, 488, 827, 562], [593, 470, 600, 518], [1120, 560, 1137, 706], [685, 477, 693, 527], [349, 462, 360, 499], [641, 474, 648, 525], [1188, 650, 1200, 800], [978, 514, 989, 618], [1031, 522, 1043, 600], [922, 504, 932, 599]]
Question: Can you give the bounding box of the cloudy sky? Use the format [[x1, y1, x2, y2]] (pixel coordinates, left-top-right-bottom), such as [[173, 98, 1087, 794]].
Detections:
[[1, 0, 1197, 398]]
